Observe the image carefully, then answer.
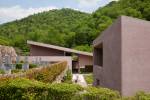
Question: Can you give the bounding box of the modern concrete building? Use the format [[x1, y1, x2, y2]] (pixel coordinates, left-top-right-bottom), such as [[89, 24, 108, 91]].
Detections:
[[93, 16, 150, 96], [27, 40, 93, 72]]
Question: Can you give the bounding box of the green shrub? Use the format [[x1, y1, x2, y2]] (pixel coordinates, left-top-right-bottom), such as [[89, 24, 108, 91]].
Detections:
[[26, 61, 67, 83], [1, 78, 150, 100], [11, 69, 24, 74], [63, 70, 72, 83], [0, 69, 5, 74], [0, 78, 47, 100], [48, 83, 83, 100], [0, 78, 122, 100], [0, 62, 67, 83], [134, 91, 150, 100], [120, 92, 150, 100], [82, 87, 120, 100], [29, 64, 37, 69], [16, 63, 22, 69], [0, 78, 83, 100], [20, 60, 24, 63], [0, 38, 10, 45], [80, 68, 85, 73], [84, 74, 93, 84]]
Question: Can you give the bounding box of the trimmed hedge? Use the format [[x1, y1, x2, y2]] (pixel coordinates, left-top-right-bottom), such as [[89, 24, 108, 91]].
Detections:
[[0, 78, 150, 100], [0, 78, 47, 100], [26, 61, 67, 83], [48, 83, 83, 100], [0, 78, 83, 100], [0, 61, 67, 83], [83, 87, 120, 100]]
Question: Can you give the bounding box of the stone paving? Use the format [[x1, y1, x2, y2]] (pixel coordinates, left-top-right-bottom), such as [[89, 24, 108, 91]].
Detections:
[[72, 74, 87, 87]]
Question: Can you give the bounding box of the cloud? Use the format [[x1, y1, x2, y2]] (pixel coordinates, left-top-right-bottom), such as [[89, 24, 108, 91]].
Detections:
[[77, 0, 99, 8], [108, 0, 119, 2], [0, 5, 57, 24]]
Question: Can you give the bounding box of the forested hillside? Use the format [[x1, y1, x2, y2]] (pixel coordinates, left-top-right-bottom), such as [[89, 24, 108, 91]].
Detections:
[[0, 0, 149, 55]]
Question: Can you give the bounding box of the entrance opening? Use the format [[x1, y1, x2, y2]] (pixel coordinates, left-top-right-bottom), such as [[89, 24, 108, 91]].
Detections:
[[65, 52, 72, 56], [94, 43, 103, 67], [84, 65, 93, 72], [96, 79, 100, 86]]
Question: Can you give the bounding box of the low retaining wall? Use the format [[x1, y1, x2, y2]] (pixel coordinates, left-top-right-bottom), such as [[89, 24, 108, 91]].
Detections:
[[20, 56, 72, 70]]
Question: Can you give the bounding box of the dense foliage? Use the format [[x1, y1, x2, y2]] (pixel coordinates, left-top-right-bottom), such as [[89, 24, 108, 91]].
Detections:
[[0, 8, 90, 55], [0, 0, 150, 55]]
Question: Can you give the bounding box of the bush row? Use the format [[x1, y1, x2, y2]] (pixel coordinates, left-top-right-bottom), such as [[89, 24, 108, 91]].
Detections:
[[0, 61, 67, 83], [0, 78, 150, 100], [0, 78, 119, 100], [25, 61, 67, 83], [0, 78, 83, 100]]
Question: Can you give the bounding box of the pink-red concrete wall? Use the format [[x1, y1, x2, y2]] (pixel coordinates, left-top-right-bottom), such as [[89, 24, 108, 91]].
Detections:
[[93, 17, 122, 93], [29, 45, 93, 70], [78, 54, 93, 68], [121, 16, 150, 96], [93, 16, 150, 96], [20, 56, 72, 70], [30, 45, 64, 56]]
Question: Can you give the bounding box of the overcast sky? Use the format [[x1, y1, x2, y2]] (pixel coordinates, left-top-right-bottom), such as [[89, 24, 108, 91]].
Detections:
[[0, 0, 117, 24]]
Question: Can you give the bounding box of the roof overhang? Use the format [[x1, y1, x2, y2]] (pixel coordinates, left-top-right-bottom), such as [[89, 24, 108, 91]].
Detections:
[[27, 40, 93, 56]]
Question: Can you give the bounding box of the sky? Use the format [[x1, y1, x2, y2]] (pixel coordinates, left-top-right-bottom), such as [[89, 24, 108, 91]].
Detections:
[[0, 0, 117, 24]]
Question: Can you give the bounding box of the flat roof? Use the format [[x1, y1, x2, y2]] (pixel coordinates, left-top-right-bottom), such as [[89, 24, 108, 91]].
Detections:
[[27, 40, 93, 56], [93, 16, 150, 46]]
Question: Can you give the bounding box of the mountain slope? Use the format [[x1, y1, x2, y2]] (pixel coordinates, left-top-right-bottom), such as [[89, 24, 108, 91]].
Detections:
[[91, 0, 150, 35], [0, 8, 90, 54], [0, 0, 150, 55]]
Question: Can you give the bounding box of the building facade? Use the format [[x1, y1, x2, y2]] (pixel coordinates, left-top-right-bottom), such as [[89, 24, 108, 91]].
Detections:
[[27, 41, 93, 72], [93, 16, 150, 96]]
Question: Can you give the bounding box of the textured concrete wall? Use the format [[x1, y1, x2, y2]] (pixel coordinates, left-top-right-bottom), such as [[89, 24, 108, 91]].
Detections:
[[29, 45, 93, 70], [121, 16, 150, 96], [78, 54, 93, 68], [93, 16, 150, 96], [20, 56, 72, 70], [93, 17, 122, 92], [30, 45, 64, 56]]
